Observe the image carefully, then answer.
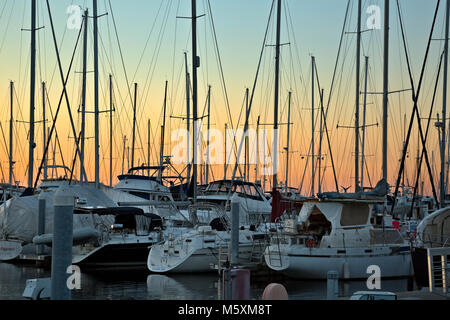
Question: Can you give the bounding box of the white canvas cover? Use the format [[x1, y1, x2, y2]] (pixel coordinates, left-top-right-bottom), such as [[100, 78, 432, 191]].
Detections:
[[297, 201, 371, 229], [416, 207, 450, 247], [0, 184, 115, 244], [298, 202, 342, 228]]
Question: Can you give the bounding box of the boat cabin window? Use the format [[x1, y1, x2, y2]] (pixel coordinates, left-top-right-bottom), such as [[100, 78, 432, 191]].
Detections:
[[207, 181, 232, 192], [306, 206, 332, 237], [128, 191, 150, 200], [205, 181, 263, 201], [340, 203, 370, 226]]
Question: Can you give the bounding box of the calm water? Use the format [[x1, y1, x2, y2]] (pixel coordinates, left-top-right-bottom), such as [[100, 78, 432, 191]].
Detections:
[[0, 262, 415, 300]]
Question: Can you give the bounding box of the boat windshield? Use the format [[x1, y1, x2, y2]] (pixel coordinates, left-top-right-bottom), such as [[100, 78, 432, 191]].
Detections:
[[206, 181, 232, 193], [205, 181, 263, 201]]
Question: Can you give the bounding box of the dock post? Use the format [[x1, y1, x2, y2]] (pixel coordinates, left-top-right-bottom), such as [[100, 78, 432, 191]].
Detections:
[[36, 193, 46, 256], [230, 193, 240, 266], [50, 187, 74, 300], [327, 270, 339, 300], [230, 269, 250, 300]]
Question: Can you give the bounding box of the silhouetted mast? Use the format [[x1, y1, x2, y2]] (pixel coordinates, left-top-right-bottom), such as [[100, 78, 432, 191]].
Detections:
[[273, 0, 282, 190], [28, 0, 37, 188]]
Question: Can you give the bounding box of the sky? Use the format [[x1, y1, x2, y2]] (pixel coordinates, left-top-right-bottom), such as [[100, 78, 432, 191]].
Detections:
[[0, 0, 447, 197]]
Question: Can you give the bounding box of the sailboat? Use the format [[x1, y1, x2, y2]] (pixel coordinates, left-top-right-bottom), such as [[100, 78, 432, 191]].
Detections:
[[263, 187, 412, 279], [147, 199, 267, 273], [263, 0, 415, 280], [0, 182, 116, 262]]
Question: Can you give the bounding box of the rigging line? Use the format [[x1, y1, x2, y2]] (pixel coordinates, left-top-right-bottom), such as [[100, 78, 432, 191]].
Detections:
[[168, 1, 182, 146], [44, 83, 67, 178], [205, 0, 249, 174], [18, 0, 26, 89], [45, 0, 86, 179], [206, 0, 234, 131], [0, 0, 14, 55], [326, 0, 351, 115], [33, 1, 85, 190], [130, 0, 165, 83], [203, 0, 210, 89], [411, 51, 444, 214], [12, 86, 27, 169], [228, 0, 276, 193], [107, 0, 135, 118], [314, 62, 339, 192], [225, 91, 249, 176], [139, 0, 172, 107], [0, 122, 10, 161], [46, 0, 73, 95], [68, 131, 83, 184], [392, 0, 441, 213], [0, 0, 8, 21], [284, 4, 309, 152], [327, 53, 353, 164], [138, 2, 173, 162]]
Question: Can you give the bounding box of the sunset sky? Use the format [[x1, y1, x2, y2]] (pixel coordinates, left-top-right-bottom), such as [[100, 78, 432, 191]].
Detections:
[[0, 0, 447, 197]]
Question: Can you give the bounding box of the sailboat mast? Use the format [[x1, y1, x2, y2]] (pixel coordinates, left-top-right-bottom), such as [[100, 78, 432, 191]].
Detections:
[[122, 136, 126, 175], [159, 81, 168, 181], [147, 119, 151, 176], [256, 115, 260, 184], [355, 0, 361, 192], [441, 0, 449, 206], [42, 82, 47, 181], [191, 0, 199, 202], [285, 91, 291, 191], [28, 0, 36, 188], [109, 74, 113, 187], [318, 89, 323, 194], [311, 56, 315, 197], [93, 0, 100, 188], [184, 52, 191, 187], [245, 88, 249, 182], [382, 0, 389, 183], [131, 83, 137, 169], [273, 0, 282, 190], [224, 123, 227, 180], [206, 85, 211, 185], [361, 56, 369, 189], [9, 81, 13, 185], [80, 8, 88, 183]]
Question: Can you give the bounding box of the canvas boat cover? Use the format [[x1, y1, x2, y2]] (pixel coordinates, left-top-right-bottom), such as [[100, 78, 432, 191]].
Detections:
[[0, 183, 115, 244]]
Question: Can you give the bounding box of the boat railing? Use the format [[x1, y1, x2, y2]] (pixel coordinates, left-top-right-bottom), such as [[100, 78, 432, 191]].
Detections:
[[264, 219, 285, 268], [188, 202, 230, 228]]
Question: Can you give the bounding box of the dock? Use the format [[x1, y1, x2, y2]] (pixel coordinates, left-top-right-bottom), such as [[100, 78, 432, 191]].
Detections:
[[396, 289, 448, 300]]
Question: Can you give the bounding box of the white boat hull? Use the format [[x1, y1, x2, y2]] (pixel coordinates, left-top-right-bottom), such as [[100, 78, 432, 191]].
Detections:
[[0, 240, 23, 261], [265, 245, 413, 280], [149, 245, 256, 273], [148, 228, 265, 273]]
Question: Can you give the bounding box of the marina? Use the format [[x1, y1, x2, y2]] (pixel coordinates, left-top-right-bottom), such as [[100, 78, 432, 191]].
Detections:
[[0, 0, 449, 307]]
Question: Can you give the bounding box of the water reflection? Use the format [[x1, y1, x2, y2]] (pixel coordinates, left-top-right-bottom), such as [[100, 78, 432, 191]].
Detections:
[[147, 274, 219, 300], [0, 262, 414, 300]]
